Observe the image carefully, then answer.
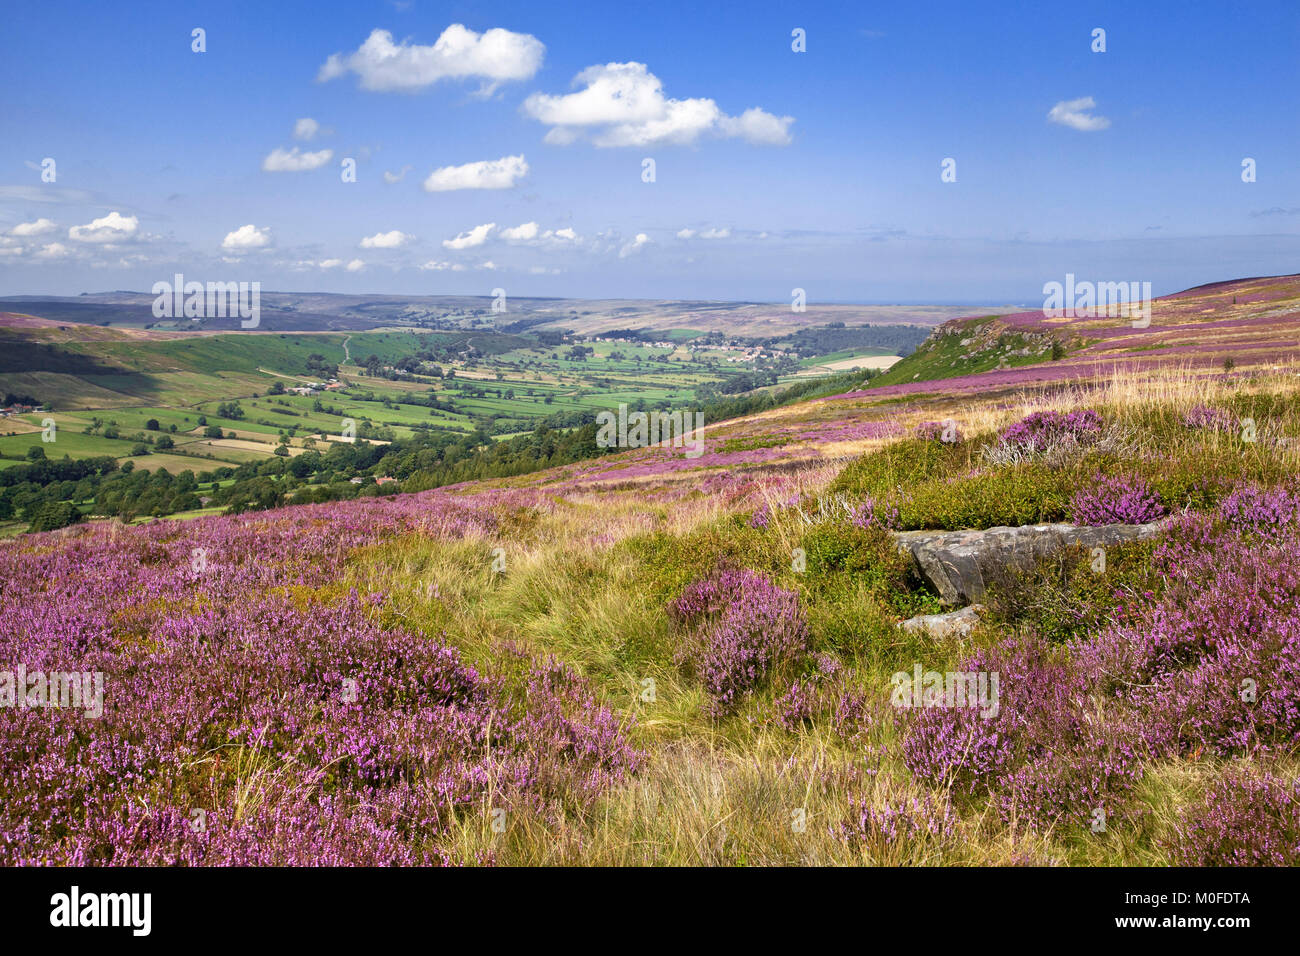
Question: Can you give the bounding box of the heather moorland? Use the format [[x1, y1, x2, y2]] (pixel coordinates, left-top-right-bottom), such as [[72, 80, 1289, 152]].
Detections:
[[4, 274, 1299, 865]]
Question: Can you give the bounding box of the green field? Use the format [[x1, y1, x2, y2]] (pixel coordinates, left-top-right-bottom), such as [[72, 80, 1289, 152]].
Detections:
[[0, 322, 891, 475]]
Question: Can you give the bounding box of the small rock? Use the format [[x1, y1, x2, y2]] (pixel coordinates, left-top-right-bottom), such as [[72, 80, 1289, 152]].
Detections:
[[901, 604, 985, 639]]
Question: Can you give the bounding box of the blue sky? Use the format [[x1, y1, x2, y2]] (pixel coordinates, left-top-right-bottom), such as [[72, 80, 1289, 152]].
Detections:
[[1, 0, 1297, 303]]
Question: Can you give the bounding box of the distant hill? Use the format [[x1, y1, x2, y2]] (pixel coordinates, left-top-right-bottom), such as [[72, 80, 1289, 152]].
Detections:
[[0, 291, 980, 338]]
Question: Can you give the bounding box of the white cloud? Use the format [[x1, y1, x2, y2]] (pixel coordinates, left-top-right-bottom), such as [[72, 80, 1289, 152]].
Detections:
[[293, 117, 321, 141], [678, 226, 730, 239], [480, 261, 498, 270], [262, 146, 335, 172], [1047, 96, 1111, 132], [718, 108, 795, 146], [68, 211, 138, 244], [523, 62, 794, 147], [420, 260, 467, 272], [319, 258, 343, 269], [383, 165, 412, 184], [360, 230, 413, 248], [619, 233, 650, 258], [221, 224, 272, 250], [8, 217, 56, 237], [442, 223, 496, 249], [35, 242, 70, 259], [499, 222, 581, 246], [500, 221, 539, 241], [422, 155, 527, 192], [346, 259, 365, 272], [318, 25, 544, 93]]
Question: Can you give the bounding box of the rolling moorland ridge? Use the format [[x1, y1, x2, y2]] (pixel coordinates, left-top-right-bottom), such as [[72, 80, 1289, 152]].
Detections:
[[2, 272, 1300, 865]]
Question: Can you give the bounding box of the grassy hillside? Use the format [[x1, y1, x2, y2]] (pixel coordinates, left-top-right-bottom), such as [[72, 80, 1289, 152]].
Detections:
[[868, 317, 1059, 387]]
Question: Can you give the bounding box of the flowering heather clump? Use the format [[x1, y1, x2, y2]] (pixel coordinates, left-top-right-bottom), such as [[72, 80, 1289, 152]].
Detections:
[[998, 409, 1104, 454], [1069, 473, 1167, 525], [1182, 403, 1237, 433], [901, 635, 1149, 828], [0, 493, 638, 865], [837, 790, 960, 852], [1074, 510, 1300, 758], [1163, 768, 1300, 866], [670, 569, 809, 716], [748, 503, 771, 529], [850, 496, 900, 531], [774, 679, 817, 731], [769, 654, 875, 740], [1217, 481, 1300, 534]]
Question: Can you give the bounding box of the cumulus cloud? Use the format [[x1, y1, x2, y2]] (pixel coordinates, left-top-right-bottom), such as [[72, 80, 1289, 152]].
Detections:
[[68, 211, 138, 244], [499, 221, 539, 241], [262, 146, 335, 172], [494, 222, 581, 246], [360, 230, 413, 248], [345, 259, 365, 272], [317, 25, 544, 93], [422, 155, 527, 192], [8, 217, 57, 237], [443, 223, 496, 250], [1047, 96, 1111, 132], [221, 224, 272, 250], [619, 233, 650, 258], [523, 62, 794, 147], [293, 117, 321, 141]]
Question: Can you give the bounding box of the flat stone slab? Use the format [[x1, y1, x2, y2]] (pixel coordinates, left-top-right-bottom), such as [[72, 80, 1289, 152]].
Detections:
[[893, 521, 1166, 606]]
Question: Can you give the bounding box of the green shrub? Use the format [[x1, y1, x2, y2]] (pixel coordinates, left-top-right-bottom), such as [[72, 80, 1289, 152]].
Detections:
[[984, 540, 1160, 644], [830, 436, 974, 500], [894, 464, 1076, 530]]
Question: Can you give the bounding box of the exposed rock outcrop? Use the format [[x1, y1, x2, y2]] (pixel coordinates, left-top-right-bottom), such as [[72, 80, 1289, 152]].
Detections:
[[893, 521, 1166, 606]]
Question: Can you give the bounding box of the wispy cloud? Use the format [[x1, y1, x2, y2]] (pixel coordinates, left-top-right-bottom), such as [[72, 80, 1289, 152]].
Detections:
[[1047, 96, 1111, 132]]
